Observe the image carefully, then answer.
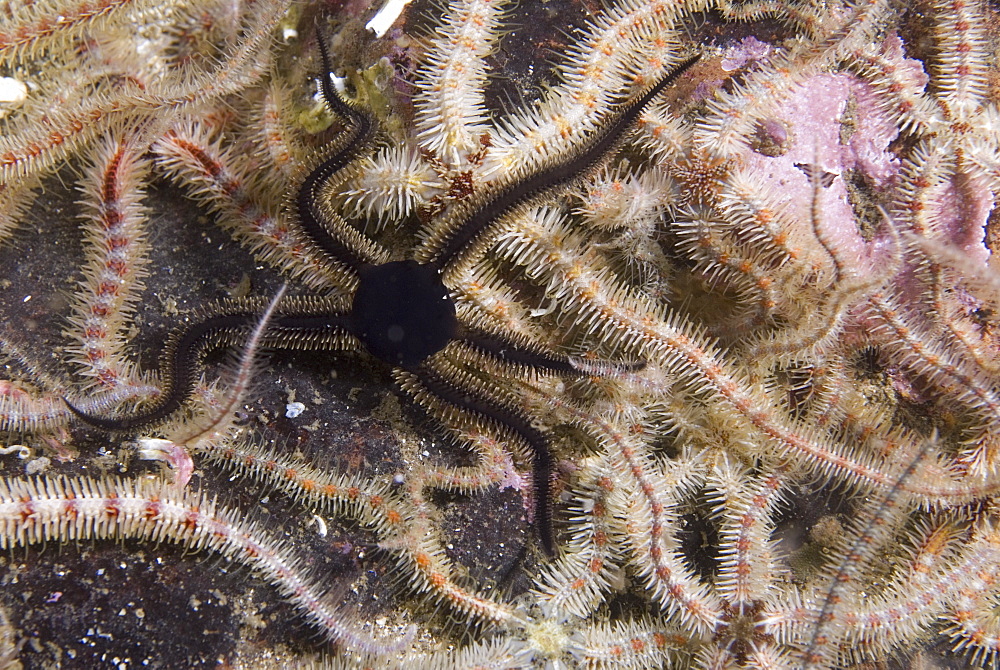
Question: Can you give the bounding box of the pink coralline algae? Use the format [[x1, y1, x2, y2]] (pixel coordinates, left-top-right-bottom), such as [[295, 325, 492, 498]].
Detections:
[[720, 36, 771, 72], [743, 34, 993, 274], [746, 73, 900, 271]]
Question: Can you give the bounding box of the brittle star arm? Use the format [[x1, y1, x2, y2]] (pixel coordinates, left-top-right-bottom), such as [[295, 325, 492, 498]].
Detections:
[[403, 329, 642, 557], [294, 26, 390, 277], [403, 361, 557, 557], [418, 53, 702, 276], [456, 327, 644, 374], [66, 297, 358, 431]]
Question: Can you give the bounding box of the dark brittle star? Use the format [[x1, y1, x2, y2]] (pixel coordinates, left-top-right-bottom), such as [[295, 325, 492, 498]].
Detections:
[[66, 28, 699, 557]]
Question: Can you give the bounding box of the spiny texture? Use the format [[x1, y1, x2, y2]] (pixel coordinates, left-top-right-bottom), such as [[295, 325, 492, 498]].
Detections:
[[0, 0, 999, 667]]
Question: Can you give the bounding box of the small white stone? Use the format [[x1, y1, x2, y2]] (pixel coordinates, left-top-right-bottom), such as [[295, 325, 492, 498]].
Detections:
[[25, 456, 50, 475], [0, 77, 27, 106], [366, 0, 411, 38], [310, 514, 328, 537]]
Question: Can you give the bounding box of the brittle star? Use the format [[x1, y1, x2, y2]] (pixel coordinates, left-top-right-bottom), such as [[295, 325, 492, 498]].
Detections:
[[67, 30, 699, 557]]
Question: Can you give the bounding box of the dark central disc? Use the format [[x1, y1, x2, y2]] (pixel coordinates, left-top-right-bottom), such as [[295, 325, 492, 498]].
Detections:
[[352, 260, 458, 367]]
